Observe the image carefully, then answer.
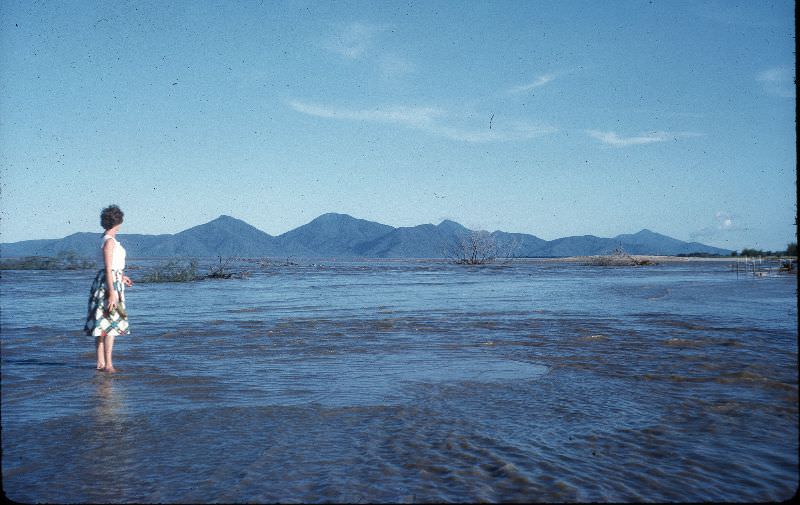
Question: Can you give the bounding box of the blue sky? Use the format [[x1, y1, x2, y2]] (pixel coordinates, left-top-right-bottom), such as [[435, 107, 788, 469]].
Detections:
[[0, 0, 795, 251]]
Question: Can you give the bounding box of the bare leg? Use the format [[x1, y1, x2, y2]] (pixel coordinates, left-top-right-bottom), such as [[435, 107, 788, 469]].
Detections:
[[96, 336, 106, 369], [103, 334, 116, 373]]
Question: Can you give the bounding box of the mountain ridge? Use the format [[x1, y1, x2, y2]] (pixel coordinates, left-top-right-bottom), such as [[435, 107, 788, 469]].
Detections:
[[0, 213, 732, 258]]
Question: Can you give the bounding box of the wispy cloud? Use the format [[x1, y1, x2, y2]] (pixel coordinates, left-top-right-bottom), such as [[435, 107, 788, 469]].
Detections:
[[288, 100, 556, 143], [507, 73, 557, 94], [325, 21, 383, 59], [757, 66, 795, 98], [587, 130, 702, 147], [435, 121, 557, 143], [324, 22, 417, 83], [288, 100, 442, 128], [690, 211, 744, 244]]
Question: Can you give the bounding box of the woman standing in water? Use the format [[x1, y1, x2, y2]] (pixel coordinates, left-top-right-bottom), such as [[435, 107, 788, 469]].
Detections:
[[84, 205, 133, 372]]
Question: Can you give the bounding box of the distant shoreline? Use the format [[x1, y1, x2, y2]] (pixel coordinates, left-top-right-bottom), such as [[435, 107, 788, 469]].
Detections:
[[546, 255, 740, 263]]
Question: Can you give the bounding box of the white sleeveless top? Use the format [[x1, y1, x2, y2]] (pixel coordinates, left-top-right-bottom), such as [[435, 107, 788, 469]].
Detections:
[[100, 234, 126, 270]]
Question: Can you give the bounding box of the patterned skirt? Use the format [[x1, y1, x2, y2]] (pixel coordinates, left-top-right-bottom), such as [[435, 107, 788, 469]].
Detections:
[[84, 269, 129, 337]]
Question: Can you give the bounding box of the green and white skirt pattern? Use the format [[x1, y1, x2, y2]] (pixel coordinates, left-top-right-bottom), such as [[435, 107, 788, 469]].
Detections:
[[84, 269, 129, 337]]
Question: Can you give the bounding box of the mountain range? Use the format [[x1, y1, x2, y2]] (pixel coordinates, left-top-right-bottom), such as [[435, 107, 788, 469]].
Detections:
[[0, 213, 731, 259]]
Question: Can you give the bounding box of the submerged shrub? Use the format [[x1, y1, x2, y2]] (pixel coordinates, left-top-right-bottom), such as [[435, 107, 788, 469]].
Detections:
[[138, 257, 249, 283], [139, 259, 200, 283]]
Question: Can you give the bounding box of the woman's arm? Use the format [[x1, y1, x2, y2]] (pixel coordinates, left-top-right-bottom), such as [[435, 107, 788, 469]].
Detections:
[[103, 239, 119, 311]]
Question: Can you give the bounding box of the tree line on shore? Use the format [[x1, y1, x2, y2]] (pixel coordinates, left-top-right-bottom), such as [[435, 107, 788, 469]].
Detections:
[[677, 242, 798, 258], [730, 242, 797, 258]]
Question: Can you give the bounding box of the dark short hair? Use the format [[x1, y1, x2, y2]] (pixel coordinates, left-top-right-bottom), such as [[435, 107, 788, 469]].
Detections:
[[100, 205, 124, 230]]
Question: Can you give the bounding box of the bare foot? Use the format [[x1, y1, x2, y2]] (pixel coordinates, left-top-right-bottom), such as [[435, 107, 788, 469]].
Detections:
[[96, 363, 106, 370], [104, 366, 117, 373]]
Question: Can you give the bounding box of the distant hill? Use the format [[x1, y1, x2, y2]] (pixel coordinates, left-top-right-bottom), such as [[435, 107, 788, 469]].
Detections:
[[532, 229, 727, 257], [0, 213, 732, 259], [276, 213, 394, 257], [143, 215, 280, 257], [356, 222, 463, 258]]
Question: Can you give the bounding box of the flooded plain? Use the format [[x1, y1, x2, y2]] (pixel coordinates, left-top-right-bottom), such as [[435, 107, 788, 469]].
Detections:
[[1, 259, 797, 502]]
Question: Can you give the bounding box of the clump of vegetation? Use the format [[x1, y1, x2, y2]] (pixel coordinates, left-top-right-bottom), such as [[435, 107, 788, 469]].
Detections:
[[139, 259, 200, 282], [586, 246, 657, 267], [0, 251, 96, 270], [732, 242, 797, 258], [138, 256, 250, 283]]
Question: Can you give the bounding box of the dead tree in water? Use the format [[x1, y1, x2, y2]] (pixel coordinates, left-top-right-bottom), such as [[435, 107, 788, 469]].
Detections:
[[207, 256, 250, 279], [207, 255, 235, 278], [445, 230, 518, 265]]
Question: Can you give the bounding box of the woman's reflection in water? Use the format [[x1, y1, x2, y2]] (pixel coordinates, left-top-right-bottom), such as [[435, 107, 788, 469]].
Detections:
[[94, 373, 124, 422], [86, 374, 133, 500]]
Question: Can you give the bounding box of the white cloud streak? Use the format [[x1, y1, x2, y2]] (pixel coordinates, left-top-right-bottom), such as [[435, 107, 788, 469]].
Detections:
[[507, 73, 557, 94], [587, 130, 702, 147], [288, 100, 556, 143], [757, 67, 795, 98], [434, 122, 557, 142], [288, 100, 443, 128]]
